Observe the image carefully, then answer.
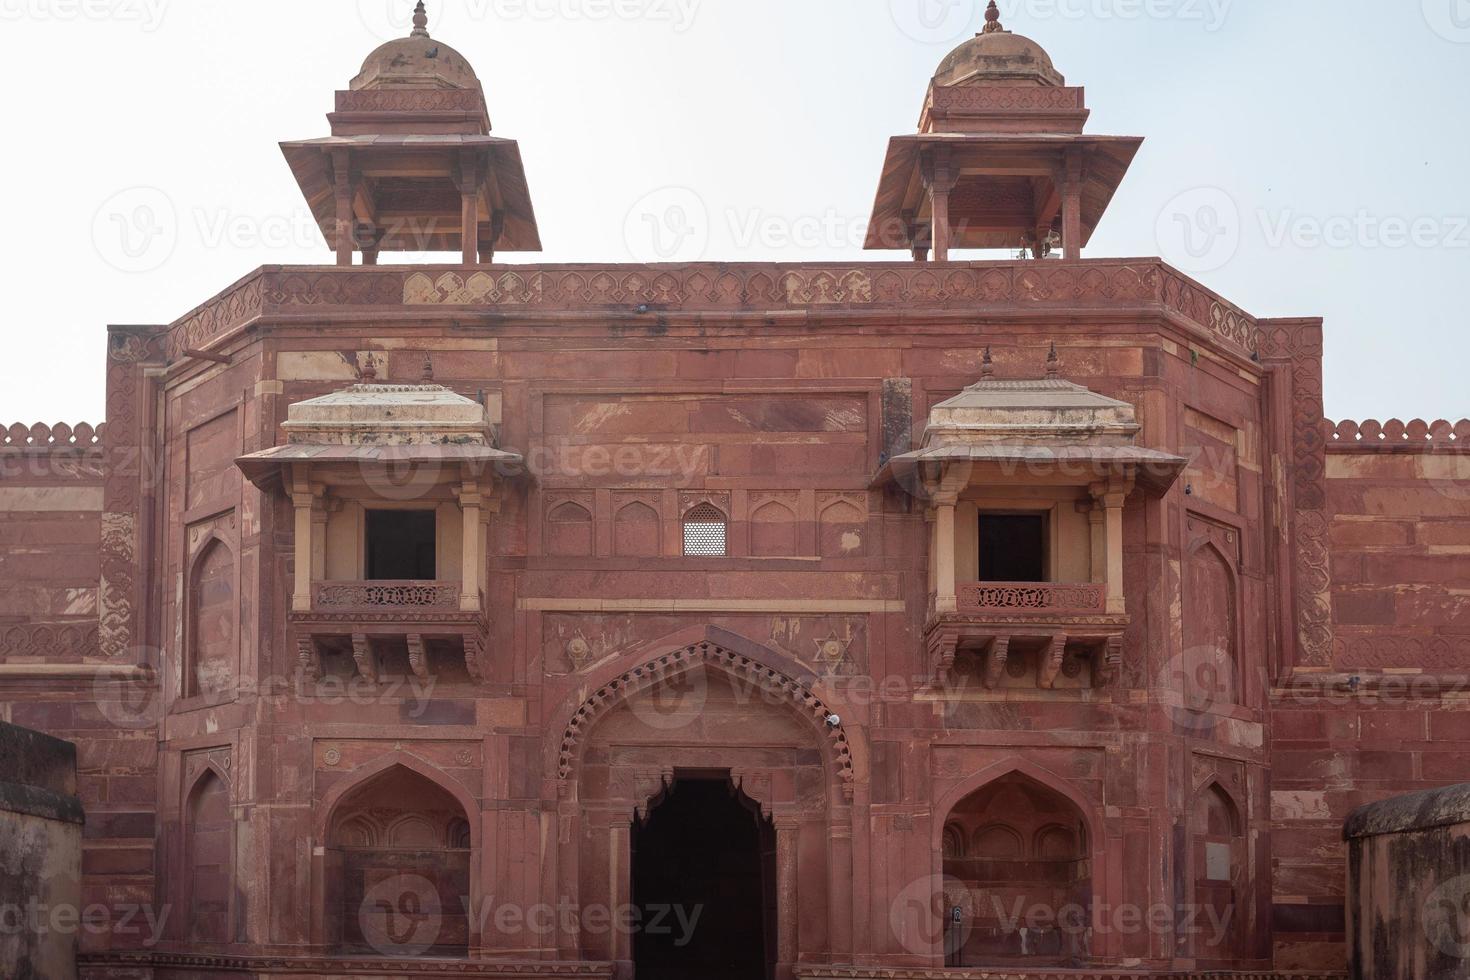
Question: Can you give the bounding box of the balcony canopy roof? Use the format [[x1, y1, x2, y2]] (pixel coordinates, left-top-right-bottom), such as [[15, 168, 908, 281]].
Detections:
[[236, 367, 522, 490], [874, 355, 1187, 497]]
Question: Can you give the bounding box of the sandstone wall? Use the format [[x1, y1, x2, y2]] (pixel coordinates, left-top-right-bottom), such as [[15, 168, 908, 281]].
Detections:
[[1344, 782, 1470, 980], [1269, 429, 1470, 972], [0, 721, 83, 980]]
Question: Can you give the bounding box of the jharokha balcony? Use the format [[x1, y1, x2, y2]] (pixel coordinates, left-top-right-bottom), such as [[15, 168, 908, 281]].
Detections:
[[925, 580, 1127, 692], [870, 364, 1184, 692], [235, 357, 520, 688], [290, 580, 488, 685]]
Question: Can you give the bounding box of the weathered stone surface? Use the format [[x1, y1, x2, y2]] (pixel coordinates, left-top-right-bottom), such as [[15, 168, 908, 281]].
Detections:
[[0, 722, 82, 980]]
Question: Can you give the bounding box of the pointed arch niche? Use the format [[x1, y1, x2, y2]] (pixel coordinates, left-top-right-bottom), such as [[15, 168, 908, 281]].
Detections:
[[184, 527, 238, 699], [183, 767, 233, 944], [322, 764, 474, 957], [1183, 517, 1242, 710], [936, 766, 1097, 968], [1190, 781, 1244, 962]]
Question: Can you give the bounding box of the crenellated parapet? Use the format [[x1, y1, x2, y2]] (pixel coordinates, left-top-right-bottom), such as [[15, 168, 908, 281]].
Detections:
[[0, 422, 105, 451], [1325, 418, 1470, 451]]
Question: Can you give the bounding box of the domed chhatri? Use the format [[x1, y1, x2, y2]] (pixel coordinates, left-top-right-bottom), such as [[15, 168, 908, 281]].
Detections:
[[280, 0, 542, 264], [865, 0, 1139, 261], [351, 1, 481, 90], [932, 1, 1065, 88]]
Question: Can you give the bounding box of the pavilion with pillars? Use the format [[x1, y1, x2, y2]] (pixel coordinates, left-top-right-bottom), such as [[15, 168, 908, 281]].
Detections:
[[280, 1, 541, 265], [866, 1, 1140, 261]]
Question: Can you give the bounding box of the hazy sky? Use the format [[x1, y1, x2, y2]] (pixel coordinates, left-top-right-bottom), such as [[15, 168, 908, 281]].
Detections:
[[1, 0, 1466, 422]]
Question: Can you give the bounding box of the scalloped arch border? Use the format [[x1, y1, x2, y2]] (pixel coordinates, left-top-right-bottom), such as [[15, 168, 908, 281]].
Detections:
[[555, 639, 855, 795]]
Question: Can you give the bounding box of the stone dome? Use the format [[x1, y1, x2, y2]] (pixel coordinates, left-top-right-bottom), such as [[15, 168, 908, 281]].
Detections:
[[932, 3, 1064, 88], [350, 3, 481, 91]]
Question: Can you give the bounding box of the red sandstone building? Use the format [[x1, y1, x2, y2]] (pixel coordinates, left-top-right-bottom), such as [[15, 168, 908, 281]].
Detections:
[[2, 4, 1467, 979]]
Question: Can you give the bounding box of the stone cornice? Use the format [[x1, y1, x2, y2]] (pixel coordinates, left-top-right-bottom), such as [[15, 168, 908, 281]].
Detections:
[[161, 260, 1263, 365]]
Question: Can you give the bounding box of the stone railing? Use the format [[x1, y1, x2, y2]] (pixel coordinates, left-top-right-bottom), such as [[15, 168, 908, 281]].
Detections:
[[957, 582, 1107, 615], [163, 260, 1261, 362], [0, 422, 105, 450], [1325, 418, 1470, 451], [312, 581, 460, 610]]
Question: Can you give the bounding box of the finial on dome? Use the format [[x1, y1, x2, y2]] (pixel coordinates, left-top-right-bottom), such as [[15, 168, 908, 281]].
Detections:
[[359, 355, 378, 383], [421, 353, 435, 383], [981, 346, 995, 379], [982, 0, 1005, 34], [411, 1, 430, 38], [1046, 342, 1060, 379]]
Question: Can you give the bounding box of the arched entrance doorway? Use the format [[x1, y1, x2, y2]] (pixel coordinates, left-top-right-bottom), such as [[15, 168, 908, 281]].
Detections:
[[940, 771, 1093, 967], [552, 630, 857, 976], [632, 775, 775, 980]]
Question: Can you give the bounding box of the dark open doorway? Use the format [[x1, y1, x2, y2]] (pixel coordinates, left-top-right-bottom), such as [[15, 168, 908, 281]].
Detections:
[[632, 776, 775, 980]]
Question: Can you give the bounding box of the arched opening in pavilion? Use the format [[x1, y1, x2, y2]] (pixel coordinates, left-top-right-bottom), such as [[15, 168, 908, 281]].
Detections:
[[323, 765, 473, 957], [941, 771, 1092, 967]]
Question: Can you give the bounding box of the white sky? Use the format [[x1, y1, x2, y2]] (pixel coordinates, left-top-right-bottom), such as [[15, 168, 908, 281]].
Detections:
[[0, 0, 1466, 423]]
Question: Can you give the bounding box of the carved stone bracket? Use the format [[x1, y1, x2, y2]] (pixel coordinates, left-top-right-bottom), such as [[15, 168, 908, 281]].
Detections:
[[632, 768, 675, 822], [1038, 634, 1068, 690], [982, 636, 1010, 690], [296, 636, 321, 682], [731, 768, 777, 821], [351, 633, 378, 683], [1096, 635, 1123, 687], [407, 634, 429, 681], [464, 632, 485, 683], [927, 625, 960, 687]]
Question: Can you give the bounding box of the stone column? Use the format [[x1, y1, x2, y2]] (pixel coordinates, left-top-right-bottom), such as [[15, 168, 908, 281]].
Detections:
[[775, 814, 800, 980], [1092, 478, 1129, 614], [828, 809, 854, 959], [332, 150, 356, 267], [924, 147, 958, 262], [933, 491, 958, 613], [459, 479, 482, 611], [1061, 150, 1084, 261], [608, 819, 633, 971], [1088, 500, 1106, 584], [458, 151, 482, 266], [289, 466, 316, 612]]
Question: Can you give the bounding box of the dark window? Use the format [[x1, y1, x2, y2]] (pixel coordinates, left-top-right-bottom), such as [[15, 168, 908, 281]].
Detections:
[[978, 513, 1047, 582], [365, 510, 437, 581]]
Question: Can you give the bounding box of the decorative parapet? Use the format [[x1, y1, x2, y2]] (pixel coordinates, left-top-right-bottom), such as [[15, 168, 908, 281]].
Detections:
[[161, 260, 1262, 363], [0, 422, 105, 451], [1325, 418, 1470, 451], [957, 582, 1107, 615], [313, 580, 461, 610]]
